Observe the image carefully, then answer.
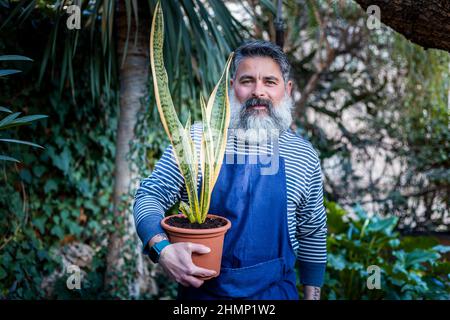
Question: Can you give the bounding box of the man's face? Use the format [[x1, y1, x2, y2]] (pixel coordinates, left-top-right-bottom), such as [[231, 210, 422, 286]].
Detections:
[[230, 56, 292, 112], [228, 56, 294, 144]]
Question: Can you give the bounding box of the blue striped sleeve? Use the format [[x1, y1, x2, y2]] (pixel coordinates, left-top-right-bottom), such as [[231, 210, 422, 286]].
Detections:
[[133, 144, 184, 254], [296, 159, 327, 287]]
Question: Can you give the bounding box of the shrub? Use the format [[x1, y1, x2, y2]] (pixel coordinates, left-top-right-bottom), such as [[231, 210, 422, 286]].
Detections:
[[323, 201, 450, 300]]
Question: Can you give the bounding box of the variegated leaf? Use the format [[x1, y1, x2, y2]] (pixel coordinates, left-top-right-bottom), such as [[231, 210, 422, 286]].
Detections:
[[150, 2, 200, 221], [206, 53, 233, 186]]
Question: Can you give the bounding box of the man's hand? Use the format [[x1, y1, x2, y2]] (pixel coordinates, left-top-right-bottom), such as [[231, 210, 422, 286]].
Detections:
[[158, 242, 217, 288], [303, 285, 321, 300]]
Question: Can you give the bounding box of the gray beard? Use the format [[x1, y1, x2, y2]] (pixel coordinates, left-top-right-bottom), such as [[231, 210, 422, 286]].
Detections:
[[228, 90, 294, 145]]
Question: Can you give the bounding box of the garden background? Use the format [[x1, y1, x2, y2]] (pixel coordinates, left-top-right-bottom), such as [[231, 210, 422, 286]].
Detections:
[[0, 0, 449, 299]]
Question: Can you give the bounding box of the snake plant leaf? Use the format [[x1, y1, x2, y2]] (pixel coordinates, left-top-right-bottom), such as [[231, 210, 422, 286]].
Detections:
[[200, 133, 214, 222], [150, 1, 233, 223], [150, 2, 181, 142], [179, 127, 201, 222], [205, 53, 233, 187], [185, 113, 199, 176], [150, 1, 200, 222], [199, 95, 213, 187], [184, 112, 191, 134], [199, 95, 215, 222], [179, 201, 195, 223], [199, 53, 233, 221], [199, 96, 206, 174], [184, 113, 199, 196], [180, 117, 200, 221]]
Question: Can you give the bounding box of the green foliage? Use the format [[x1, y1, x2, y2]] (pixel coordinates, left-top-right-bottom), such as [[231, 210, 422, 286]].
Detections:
[[323, 201, 450, 300], [0, 181, 57, 299], [0, 64, 117, 298], [381, 41, 450, 229], [0, 54, 53, 299], [0, 54, 47, 162], [1, 0, 245, 110]]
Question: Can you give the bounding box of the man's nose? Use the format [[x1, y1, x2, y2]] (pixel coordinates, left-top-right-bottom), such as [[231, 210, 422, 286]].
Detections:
[[251, 81, 267, 99]]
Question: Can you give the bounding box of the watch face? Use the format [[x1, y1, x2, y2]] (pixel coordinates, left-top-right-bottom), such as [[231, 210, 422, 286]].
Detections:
[[149, 240, 169, 263], [149, 246, 159, 263]]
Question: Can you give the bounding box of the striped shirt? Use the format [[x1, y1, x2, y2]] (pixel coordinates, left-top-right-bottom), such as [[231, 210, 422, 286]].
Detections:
[[133, 123, 327, 286]]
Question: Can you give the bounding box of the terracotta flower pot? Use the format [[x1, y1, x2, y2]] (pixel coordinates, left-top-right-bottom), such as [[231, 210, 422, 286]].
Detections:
[[161, 214, 231, 280]]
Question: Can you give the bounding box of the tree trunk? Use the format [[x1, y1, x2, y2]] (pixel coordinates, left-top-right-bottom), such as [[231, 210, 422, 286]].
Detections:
[[105, 2, 154, 298], [354, 0, 450, 52]]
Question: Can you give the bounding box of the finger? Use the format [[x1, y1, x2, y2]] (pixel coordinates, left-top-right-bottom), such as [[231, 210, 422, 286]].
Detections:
[[189, 265, 217, 278], [179, 280, 191, 287], [176, 275, 192, 287], [184, 275, 204, 288], [188, 243, 211, 254]]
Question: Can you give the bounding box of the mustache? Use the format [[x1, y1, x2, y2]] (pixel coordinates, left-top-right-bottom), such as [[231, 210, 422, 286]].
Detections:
[[229, 90, 294, 139], [243, 98, 273, 110]]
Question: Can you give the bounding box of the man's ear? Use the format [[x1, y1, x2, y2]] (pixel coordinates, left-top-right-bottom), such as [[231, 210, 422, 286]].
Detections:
[[286, 80, 293, 96], [230, 78, 234, 87]]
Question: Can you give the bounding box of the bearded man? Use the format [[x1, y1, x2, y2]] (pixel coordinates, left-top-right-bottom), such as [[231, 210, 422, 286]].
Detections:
[[133, 40, 327, 300]]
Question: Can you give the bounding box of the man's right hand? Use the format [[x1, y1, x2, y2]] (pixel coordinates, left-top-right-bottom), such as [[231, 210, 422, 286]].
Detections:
[[158, 242, 217, 288]]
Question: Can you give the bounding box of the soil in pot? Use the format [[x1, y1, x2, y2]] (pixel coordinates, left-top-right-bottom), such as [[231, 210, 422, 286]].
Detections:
[[166, 216, 228, 229]]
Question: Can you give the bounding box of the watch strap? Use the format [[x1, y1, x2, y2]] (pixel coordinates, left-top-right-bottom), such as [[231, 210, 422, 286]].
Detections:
[[149, 239, 170, 263]]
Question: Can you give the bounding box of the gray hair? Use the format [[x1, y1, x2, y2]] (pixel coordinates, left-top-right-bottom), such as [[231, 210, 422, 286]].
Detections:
[[231, 40, 291, 84]]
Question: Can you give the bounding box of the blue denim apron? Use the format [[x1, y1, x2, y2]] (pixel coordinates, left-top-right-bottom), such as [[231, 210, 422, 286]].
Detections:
[[178, 152, 299, 300]]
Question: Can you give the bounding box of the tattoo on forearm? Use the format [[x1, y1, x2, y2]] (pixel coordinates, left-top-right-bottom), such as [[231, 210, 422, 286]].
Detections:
[[155, 233, 168, 240], [304, 286, 321, 300], [149, 233, 169, 248], [312, 287, 320, 300]]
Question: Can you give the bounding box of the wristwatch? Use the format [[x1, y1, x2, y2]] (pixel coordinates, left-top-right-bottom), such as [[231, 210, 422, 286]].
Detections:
[[148, 239, 171, 263]]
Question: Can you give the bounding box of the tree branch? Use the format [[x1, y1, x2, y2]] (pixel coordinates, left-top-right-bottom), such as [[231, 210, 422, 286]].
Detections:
[[354, 0, 450, 52]]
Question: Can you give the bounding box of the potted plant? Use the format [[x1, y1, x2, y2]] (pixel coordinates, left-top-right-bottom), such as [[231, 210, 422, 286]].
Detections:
[[150, 1, 233, 279]]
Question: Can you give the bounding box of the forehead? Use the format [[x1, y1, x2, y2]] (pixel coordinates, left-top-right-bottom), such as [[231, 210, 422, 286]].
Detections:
[[235, 56, 283, 78]]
